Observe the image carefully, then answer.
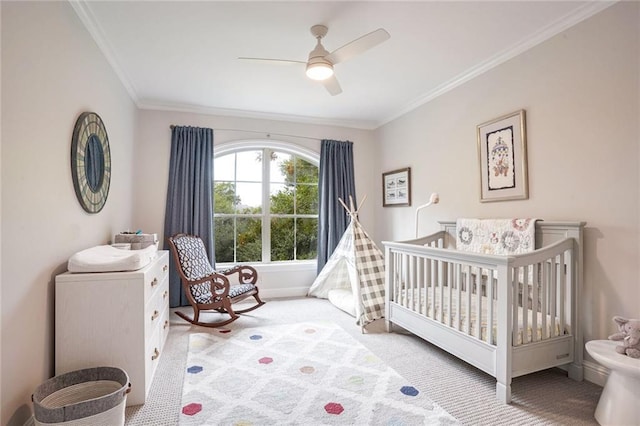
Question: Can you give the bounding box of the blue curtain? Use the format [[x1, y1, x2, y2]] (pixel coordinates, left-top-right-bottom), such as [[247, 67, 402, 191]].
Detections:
[[164, 126, 214, 307], [316, 139, 357, 273]]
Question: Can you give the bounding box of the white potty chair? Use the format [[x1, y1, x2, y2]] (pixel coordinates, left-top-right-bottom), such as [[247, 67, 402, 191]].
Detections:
[[585, 340, 640, 426]]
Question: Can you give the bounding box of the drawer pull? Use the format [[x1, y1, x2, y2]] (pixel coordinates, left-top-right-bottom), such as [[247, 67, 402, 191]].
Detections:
[[163, 320, 169, 330], [163, 264, 168, 273], [163, 290, 168, 300], [151, 348, 160, 361], [150, 278, 158, 288], [151, 310, 159, 321]]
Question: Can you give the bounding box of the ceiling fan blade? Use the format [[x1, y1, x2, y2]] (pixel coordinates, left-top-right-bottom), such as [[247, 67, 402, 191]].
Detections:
[[238, 57, 306, 65], [325, 28, 390, 64], [321, 75, 342, 96]]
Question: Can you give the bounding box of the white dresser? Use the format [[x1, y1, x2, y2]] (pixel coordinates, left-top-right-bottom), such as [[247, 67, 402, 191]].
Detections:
[[55, 250, 170, 406]]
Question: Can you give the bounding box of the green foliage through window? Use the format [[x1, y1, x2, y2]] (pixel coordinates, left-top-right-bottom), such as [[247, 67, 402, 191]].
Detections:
[[213, 148, 318, 263]]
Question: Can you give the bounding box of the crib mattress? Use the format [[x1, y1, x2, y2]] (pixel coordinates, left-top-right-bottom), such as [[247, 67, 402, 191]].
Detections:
[[398, 287, 565, 345]]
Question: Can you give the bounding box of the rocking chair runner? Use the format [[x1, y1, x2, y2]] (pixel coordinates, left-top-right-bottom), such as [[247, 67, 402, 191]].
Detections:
[[167, 233, 265, 327]]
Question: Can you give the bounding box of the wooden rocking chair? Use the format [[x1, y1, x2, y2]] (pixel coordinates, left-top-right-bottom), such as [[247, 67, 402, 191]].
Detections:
[[168, 233, 265, 328]]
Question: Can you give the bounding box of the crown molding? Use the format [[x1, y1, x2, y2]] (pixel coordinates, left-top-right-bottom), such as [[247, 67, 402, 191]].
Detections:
[[69, 1, 140, 104], [377, 1, 618, 127], [137, 100, 378, 130], [70, 0, 617, 131]]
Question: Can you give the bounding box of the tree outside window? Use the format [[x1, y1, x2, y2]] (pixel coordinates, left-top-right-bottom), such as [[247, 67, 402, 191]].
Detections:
[[214, 148, 318, 264]]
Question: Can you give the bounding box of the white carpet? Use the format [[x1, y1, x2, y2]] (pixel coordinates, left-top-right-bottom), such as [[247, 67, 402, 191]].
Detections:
[[125, 297, 602, 425], [180, 321, 457, 425]]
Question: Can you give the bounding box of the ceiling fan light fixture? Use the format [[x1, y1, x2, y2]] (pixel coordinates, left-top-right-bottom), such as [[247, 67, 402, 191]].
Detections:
[[306, 61, 334, 80]]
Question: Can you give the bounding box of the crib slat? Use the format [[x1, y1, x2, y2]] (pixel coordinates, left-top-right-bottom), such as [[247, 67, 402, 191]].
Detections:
[[542, 260, 549, 339], [447, 262, 453, 327], [393, 252, 399, 303], [559, 252, 566, 336], [475, 268, 482, 340], [507, 268, 520, 346], [455, 263, 462, 331], [532, 262, 539, 342], [550, 256, 557, 337], [409, 255, 418, 311], [419, 258, 425, 316], [487, 269, 494, 345], [465, 264, 472, 335], [521, 266, 529, 345]]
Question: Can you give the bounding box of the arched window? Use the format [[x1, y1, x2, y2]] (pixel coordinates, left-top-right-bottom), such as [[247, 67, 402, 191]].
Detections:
[[213, 141, 319, 264]]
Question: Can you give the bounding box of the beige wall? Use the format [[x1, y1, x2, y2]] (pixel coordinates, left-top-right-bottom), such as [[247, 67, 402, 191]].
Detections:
[[134, 110, 377, 241], [133, 110, 377, 296], [376, 2, 639, 365], [0, 2, 137, 424], [1, 0, 638, 423]]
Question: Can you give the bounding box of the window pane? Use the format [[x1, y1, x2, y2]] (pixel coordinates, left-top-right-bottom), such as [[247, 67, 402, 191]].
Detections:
[[213, 146, 319, 265], [214, 217, 235, 263], [270, 183, 294, 214], [270, 151, 292, 184], [214, 153, 235, 181], [236, 182, 262, 214], [235, 150, 262, 182], [213, 182, 237, 214], [296, 218, 318, 260], [271, 218, 294, 261], [236, 217, 262, 262], [296, 184, 318, 214], [296, 157, 318, 183]]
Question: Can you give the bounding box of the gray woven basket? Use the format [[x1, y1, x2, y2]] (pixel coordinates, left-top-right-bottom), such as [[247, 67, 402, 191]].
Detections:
[[32, 367, 130, 425]]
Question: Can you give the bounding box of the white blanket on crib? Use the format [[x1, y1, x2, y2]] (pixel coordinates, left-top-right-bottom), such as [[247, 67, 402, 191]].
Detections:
[[456, 218, 537, 255]]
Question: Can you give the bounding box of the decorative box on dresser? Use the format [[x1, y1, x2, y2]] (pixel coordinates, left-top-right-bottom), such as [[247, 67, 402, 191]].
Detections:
[[55, 250, 170, 406]]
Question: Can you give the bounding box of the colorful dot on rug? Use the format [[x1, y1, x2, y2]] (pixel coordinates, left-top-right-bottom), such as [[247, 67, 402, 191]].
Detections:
[[249, 334, 262, 340], [186, 365, 203, 374], [182, 402, 202, 416], [348, 375, 364, 385], [305, 328, 316, 334], [299, 366, 315, 374], [364, 354, 378, 363], [386, 416, 406, 426], [258, 357, 273, 364], [324, 402, 344, 415], [400, 386, 419, 396]]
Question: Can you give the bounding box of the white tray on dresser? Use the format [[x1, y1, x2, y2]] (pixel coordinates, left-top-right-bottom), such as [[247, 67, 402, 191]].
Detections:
[[55, 250, 170, 406]]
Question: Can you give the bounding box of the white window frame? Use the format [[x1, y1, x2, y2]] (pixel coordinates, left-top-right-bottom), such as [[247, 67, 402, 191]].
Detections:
[[214, 139, 319, 266]]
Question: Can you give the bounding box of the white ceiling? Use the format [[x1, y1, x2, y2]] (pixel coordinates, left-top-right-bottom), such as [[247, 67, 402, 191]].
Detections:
[[72, 1, 614, 129]]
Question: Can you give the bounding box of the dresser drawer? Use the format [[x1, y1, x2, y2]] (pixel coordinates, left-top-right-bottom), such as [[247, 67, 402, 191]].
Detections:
[[145, 275, 169, 341], [143, 254, 169, 303], [159, 305, 170, 348], [144, 326, 163, 398], [56, 250, 170, 406]]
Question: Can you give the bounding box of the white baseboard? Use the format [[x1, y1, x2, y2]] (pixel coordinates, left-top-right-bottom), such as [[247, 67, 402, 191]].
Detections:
[[583, 359, 608, 387], [260, 287, 309, 300]]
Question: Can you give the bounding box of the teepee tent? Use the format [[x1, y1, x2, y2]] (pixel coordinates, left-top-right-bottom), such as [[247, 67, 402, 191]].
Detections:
[[308, 197, 385, 327]]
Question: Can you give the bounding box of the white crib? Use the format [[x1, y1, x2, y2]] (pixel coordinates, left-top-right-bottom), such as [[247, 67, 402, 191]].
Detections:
[[383, 220, 585, 403]]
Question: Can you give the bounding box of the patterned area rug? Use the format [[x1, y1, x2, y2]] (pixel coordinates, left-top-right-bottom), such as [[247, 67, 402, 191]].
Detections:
[[180, 321, 457, 425]]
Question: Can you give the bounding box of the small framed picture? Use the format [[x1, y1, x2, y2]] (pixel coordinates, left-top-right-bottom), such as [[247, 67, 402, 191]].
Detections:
[[382, 167, 411, 207], [477, 109, 528, 202]]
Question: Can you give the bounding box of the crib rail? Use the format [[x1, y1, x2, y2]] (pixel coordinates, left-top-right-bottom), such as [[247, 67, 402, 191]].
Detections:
[[384, 235, 576, 349]]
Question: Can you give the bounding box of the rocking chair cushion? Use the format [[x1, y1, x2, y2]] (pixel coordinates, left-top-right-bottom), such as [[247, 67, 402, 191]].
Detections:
[[229, 283, 257, 298], [191, 282, 214, 305], [173, 238, 216, 280]]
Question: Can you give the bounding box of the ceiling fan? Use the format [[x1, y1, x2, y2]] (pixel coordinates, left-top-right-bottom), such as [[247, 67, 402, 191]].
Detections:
[[239, 25, 390, 96]]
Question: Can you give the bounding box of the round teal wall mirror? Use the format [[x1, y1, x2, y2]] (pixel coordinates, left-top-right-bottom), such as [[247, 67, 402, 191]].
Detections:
[[71, 112, 111, 213]]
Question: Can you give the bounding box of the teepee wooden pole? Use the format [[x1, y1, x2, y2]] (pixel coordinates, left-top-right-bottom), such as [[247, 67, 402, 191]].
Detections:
[[338, 197, 350, 213], [357, 194, 368, 213]]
